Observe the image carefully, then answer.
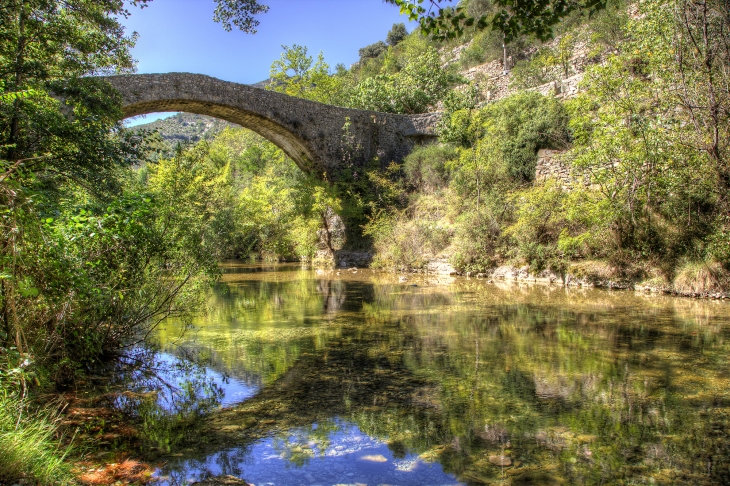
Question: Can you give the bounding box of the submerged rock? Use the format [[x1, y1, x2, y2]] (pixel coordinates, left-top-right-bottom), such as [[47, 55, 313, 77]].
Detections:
[[488, 455, 512, 466], [359, 454, 389, 463]]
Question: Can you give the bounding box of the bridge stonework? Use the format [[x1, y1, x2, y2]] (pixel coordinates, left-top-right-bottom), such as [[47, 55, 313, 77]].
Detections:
[[105, 73, 439, 180]]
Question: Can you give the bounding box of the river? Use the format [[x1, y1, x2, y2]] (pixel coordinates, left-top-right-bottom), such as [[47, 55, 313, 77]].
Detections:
[[117, 262, 730, 485]]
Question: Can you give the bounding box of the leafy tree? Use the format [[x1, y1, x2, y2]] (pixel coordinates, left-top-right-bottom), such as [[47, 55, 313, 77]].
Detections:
[[509, 50, 555, 89], [553, 32, 575, 77], [387, 0, 608, 42], [213, 0, 269, 33], [349, 47, 454, 113], [269, 44, 316, 96], [0, 0, 144, 362], [386, 22, 408, 45], [268, 45, 353, 105], [359, 40, 388, 61], [563, 0, 726, 270], [668, 0, 729, 196]]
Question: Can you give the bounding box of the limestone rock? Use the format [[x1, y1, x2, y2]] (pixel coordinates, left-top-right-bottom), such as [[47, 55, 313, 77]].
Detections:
[[488, 455, 512, 467], [427, 259, 458, 275]]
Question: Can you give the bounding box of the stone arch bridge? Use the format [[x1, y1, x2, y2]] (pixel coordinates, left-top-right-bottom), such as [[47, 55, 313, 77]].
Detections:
[[104, 73, 440, 180]]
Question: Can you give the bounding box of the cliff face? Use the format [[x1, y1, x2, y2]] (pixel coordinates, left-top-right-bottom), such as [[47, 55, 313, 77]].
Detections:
[[444, 36, 600, 105]]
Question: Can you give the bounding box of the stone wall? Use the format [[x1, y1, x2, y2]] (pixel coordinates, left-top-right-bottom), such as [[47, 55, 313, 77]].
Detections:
[[534, 148, 591, 188], [530, 72, 585, 100]]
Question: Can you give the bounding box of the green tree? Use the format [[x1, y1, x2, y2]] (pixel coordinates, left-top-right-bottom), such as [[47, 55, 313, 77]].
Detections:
[[269, 44, 315, 96], [213, 0, 269, 33], [349, 47, 453, 113], [359, 40, 388, 61], [268, 45, 353, 105], [386, 22, 408, 45], [388, 0, 607, 42], [563, 0, 724, 270], [0, 0, 144, 362]]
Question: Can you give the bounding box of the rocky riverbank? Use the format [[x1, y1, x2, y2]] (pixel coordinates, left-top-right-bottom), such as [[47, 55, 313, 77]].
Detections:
[[416, 258, 730, 300]]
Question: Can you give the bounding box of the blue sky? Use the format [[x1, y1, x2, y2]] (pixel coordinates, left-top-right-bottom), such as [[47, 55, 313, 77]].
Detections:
[[122, 0, 417, 126]]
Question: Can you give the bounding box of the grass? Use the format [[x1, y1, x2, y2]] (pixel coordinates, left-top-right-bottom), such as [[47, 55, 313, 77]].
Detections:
[[0, 392, 74, 485], [673, 260, 729, 295]]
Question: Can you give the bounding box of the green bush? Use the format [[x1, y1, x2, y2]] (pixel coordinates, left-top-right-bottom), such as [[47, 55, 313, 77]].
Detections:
[[488, 92, 570, 182], [404, 144, 458, 192], [440, 92, 569, 184], [504, 181, 569, 272], [437, 87, 482, 147], [450, 204, 510, 273], [458, 30, 505, 69], [365, 210, 452, 271], [509, 50, 554, 89]]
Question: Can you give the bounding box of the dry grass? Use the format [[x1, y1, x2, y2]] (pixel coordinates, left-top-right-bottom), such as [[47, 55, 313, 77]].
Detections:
[[568, 260, 617, 280], [673, 260, 729, 295]]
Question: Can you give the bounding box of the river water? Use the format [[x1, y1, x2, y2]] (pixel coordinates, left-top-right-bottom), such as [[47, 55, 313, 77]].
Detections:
[[121, 262, 730, 485]]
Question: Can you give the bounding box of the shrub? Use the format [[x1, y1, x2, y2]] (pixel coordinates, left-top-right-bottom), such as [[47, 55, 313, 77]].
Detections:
[[440, 92, 569, 184], [487, 92, 570, 182], [404, 144, 458, 192], [458, 30, 505, 69], [450, 206, 508, 273], [509, 51, 554, 89], [506, 181, 569, 272], [365, 211, 428, 271], [437, 87, 482, 147], [349, 48, 455, 114]]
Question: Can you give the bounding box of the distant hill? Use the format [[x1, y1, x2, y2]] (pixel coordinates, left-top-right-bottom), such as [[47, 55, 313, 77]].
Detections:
[[251, 78, 274, 89], [131, 112, 238, 144]]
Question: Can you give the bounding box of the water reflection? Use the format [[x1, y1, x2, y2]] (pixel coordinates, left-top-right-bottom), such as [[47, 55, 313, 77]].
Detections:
[[136, 263, 730, 485], [160, 419, 462, 486]]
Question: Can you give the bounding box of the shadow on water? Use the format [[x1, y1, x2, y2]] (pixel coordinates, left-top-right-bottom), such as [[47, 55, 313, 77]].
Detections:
[[118, 263, 730, 485]]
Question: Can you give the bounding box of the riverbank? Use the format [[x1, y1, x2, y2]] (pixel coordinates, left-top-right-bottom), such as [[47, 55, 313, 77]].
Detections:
[[273, 251, 730, 301], [405, 257, 730, 300]]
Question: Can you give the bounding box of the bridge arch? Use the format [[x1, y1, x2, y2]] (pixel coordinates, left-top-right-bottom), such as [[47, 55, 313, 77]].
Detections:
[[104, 73, 439, 180]]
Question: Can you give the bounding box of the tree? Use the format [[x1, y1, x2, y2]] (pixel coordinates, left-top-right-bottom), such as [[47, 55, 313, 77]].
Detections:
[[213, 0, 269, 33], [387, 0, 608, 42], [359, 41, 388, 61], [671, 0, 730, 195], [0, 0, 229, 385], [269, 44, 315, 97], [561, 0, 726, 267], [349, 47, 453, 114], [1, 1, 143, 357], [268, 45, 353, 105], [386, 22, 408, 45]]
